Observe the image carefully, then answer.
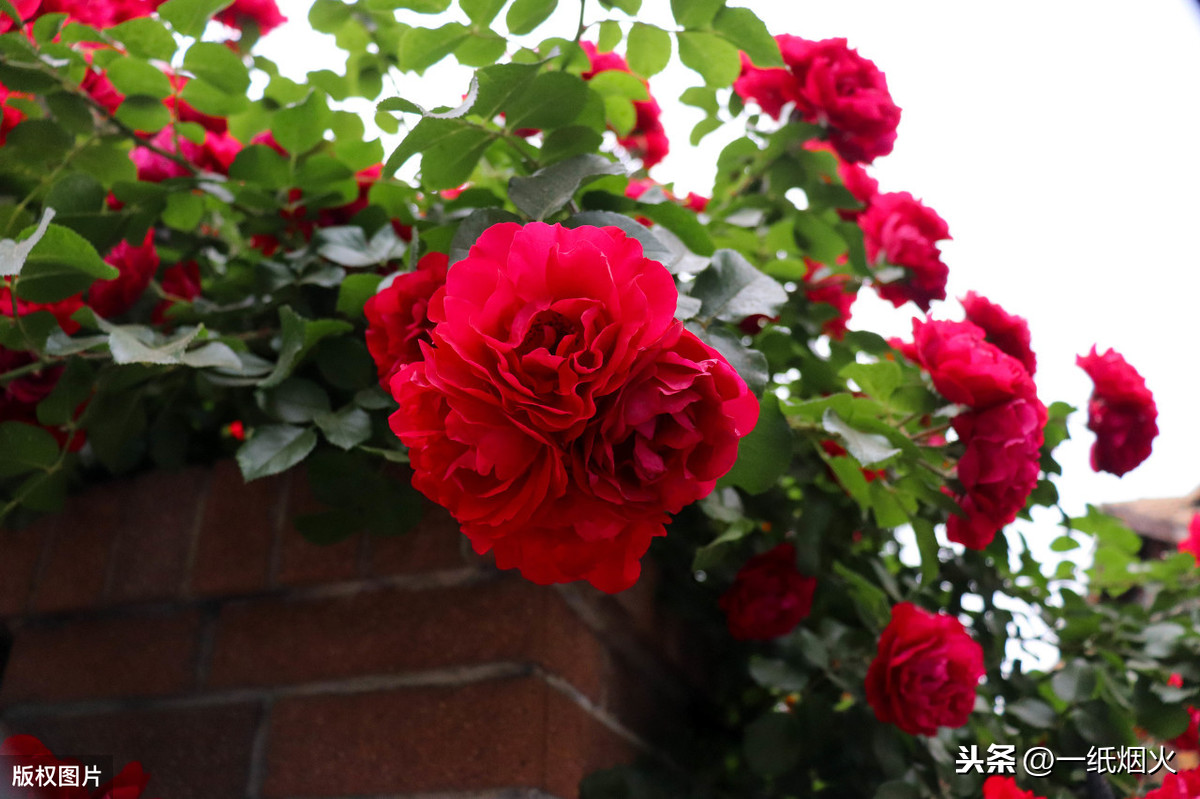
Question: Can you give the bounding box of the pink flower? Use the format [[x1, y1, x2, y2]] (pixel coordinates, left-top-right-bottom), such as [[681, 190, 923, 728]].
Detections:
[[152, 260, 202, 324], [364, 252, 449, 386], [581, 42, 669, 168], [131, 128, 240, 181], [1, 81, 28, 145], [1076, 346, 1158, 476], [1180, 513, 1200, 564], [734, 36, 901, 164], [90, 229, 160, 318], [911, 318, 1037, 410], [859, 191, 950, 312], [960, 291, 1037, 376], [1143, 767, 1200, 799], [719, 543, 817, 640], [864, 602, 984, 737], [387, 222, 757, 592]]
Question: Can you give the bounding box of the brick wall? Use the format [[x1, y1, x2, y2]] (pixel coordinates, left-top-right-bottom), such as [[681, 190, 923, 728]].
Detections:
[[0, 461, 697, 799]]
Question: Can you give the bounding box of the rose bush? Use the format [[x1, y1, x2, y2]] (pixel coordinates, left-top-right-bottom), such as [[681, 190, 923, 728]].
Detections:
[[0, 1, 1194, 798]]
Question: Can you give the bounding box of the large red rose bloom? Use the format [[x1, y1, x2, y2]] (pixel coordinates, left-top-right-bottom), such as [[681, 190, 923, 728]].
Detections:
[[365, 252, 449, 387], [864, 602, 984, 737], [386, 223, 758, 592], [860, 192, 950, 312], [960, 291, 1037, 376], [719, 543, 817, 640], [911, 318, 1036, 410], [1076, 346, 1158, 476]]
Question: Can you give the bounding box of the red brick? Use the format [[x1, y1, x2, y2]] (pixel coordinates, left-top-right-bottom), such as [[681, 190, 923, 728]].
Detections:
[[207, 578, 611, 702], [274, 469, 362, 587], [107, 468, 208, 604], [9, 702, 259, 799], [0, 515, 53, 618], [264, 677, 547, 797], [365, 501, 467, 576], [544, 687, 639, 799], [0, 610, 200, 704], [30, 482, 127, 615], [189, 460, 285, 597]]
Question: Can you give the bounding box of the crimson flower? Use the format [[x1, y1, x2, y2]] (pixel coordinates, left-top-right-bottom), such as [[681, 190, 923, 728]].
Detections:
[[1076, 346, 1158, 476], [385, 222, 757, 592], [581, 42, 669, 168], [719, 543, 817, 640], [859, 192, 950, 312]]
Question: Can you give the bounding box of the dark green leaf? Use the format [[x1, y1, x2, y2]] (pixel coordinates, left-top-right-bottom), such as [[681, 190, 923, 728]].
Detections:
[[314, 405, 372, 450], [540, 125, 604, 164], [15, 224, 118, 302], [691, 249, 787, 322], [1052, 659, 1098, 704], [36, 358, 94, 427], [45, 174, 105, 215], [508, 154, 622, 221], [698, 325, 768, 395], [744, 712, 802, 778], [503, 71, 588, 130], [1008, 698, 1057, 729], [183, 41, 250, 95], [563, 210, 673, 266], [258, 377, 332, 423], [505, 0, 555, 35], [260, 307, 354, 388], [316, 337, 376, 390], [720, 394, 791, 494], [0, 421, 60, 477], [162, 190, 205, 231], [633, 201, 714, 256], [237, 424, 319, 481], [114, 95, 172, 133]]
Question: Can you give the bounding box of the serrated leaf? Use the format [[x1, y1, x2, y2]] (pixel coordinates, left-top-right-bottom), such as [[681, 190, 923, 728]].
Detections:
[[505, 0, 555, 35], [314, 405, 372, 450], [503, 71, 588, 131], [508, 154, 623, 221], [691, 249, 787, 322], [822, 409, 900, 467], [236, 424, 318, 481], [317, 224, 407, 267], [712, 7, 781, 67], [677, 31, 741, 88]]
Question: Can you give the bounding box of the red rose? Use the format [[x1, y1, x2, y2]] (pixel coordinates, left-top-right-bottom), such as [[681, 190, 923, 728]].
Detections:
[[719, 543, 817, 640], [864, 602, 985, 737], [1143, 767, 1200, 799], [215, 0, 286, 35], [859, 192, 950, 312], [0, 0, 39, 32], [911, 318, 1037, 409], [1181, 513, 1200, 564], [734, 36, 901, 164], [131, 128, 240, 181], [580, 42, 669, 168], [802, 258, 857, 339], [364, 252, 449, 386], [1, 282, 84, 335], [1076, 346, 1158, 476], [90, 229, 160, 318], [387, 222, 757, 592], [960, 291, 1037, 376], [946, 396, 1046, 550], [1170, 706, 1200, 754], [1, 81, 29, 145], [983, 776, 1043, 799]]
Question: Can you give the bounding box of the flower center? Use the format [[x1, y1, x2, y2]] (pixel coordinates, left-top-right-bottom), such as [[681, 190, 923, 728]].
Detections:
[[517, 309, 581, 356]]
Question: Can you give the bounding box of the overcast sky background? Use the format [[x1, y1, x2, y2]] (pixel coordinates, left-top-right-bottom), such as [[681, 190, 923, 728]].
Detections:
[[254, 0, 1200, 553]]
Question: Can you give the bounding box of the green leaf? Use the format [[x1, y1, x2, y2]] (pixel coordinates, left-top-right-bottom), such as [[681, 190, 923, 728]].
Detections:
[[1007, 698, 1057, 729], [833, 561, 890, 631], [793, 213, 849, 263], [105, 56, 173, 98], [712, 7, 781, 67], [747, 657, 808, 692], [596, 20, 621, 53], [258, 377, 332, 423], [314, 405, 372, 450], [698, 325, 768, 396], [744, 712, 802, 778], [508, 154, 623, 221], [109, 17, 177, 60], [374, 0, 451, 11], [540, 125, 604, 164], [36, 358, 94, 427], [183, 41, 251, 95], [0, 208, 57, 278], [503, 71, 588, 130], [260, 307, 354, 388], [911, 518, 940, 584], [455, 31, 507, 67], [505, 0, 555, 35], [399, 23, 470, 73], [1135, 678, 1191, 739], [626, 23, 671, 77], [271, 92, 333, 154], [598, 0, 640, 12], [603, 94, 635, 136], [236, 424, 319, 481], [720, 394, 791, 495], [317, 224, 407, 267], [461, 0, 506, 25], [691, 249, 788, 322], [450, 208, 522, 263], [162, 191, 205, 231], [563, 210, 674, 266], [0, 421, 60, 477], [308, 0, 352, 32], [114, 95, 172, 133], [632, 201, 715, 256], [586, 69, 648, 101], [179, 77, 249, 116], [1052, 659, 1097, 704], [839, 361, 902, 405], [228, 144, 291, 188], [15, 223, 118, 302], [158, 0, 231, 36], [670, 0, 723, 28], [337, 273, 384, 317]]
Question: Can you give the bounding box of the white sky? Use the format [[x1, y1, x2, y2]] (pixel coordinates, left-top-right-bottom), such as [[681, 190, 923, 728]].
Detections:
[[258, 0, 1200, 533]]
